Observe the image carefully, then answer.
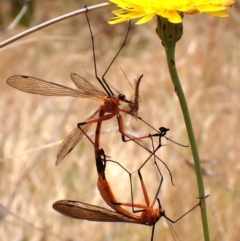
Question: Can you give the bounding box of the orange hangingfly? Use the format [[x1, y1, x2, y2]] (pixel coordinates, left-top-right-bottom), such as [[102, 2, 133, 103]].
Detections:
[[6, 72, 147, 165], [6, 10, 156, 166], [53, 137, 207, 241], [53, 197, 207, 241]]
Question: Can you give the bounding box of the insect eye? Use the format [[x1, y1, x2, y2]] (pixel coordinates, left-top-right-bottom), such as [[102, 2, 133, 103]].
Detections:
[[119, 94, 126, 100]]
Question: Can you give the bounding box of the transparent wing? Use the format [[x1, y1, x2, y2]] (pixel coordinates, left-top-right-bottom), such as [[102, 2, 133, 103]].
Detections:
[[53, 200, 142, 223], [6, 75, 101, 98], [71, 72, 107, 99], [55, 109, 100, 165]]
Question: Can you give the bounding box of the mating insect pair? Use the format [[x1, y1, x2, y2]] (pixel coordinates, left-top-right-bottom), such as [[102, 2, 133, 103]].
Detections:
[[6, 9, 205, 241]]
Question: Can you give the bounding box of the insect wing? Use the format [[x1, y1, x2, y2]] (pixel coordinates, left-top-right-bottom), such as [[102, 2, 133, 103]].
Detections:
[[71, 72, 107, 100], [6, 75, 86, 97], [53, 200, 141, 223], [55, 109, 100, 165]]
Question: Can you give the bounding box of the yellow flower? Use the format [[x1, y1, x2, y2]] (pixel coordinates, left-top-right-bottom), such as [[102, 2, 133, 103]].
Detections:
[[108, 0, 235, 24]]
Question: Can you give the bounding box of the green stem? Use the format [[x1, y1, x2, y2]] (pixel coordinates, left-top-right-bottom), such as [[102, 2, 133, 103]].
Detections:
[[156, 17, 210, 241], [166, 41, 210, 241]]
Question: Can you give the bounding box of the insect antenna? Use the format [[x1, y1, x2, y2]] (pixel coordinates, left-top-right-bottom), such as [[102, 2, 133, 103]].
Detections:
[[120, 67, 135, 90]]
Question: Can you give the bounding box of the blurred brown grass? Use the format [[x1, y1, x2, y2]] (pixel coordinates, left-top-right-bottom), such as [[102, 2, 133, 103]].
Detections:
[[1, 1, 240, 241]]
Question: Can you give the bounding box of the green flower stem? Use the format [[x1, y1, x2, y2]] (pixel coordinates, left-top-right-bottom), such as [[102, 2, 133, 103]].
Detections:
[[164, 40, 210, 241], [155, 17, 210, 241]]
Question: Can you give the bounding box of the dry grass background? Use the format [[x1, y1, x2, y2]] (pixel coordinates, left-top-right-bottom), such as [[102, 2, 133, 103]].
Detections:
[[1, 1, 240, 241]]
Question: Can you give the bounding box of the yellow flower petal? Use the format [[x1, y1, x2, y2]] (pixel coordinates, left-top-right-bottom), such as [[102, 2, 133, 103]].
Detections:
[[135, 14, 155, 24], [108, 0, 235, 24], [156, 10, 183, 23], [206, 11, 229, 17]]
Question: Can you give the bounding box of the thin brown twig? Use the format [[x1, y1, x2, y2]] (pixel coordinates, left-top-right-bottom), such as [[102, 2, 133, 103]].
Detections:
[[0, 2, 113, 48]]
